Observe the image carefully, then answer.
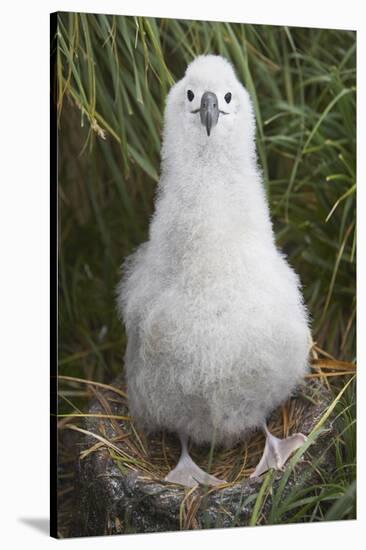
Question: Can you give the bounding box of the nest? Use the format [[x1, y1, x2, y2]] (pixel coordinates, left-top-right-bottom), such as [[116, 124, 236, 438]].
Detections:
[[64, 354, 355, 536], [78, 376, 325, 483]]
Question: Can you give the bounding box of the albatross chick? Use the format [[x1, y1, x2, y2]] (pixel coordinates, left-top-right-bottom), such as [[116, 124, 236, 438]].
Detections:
[[117, 55, 309, 487]]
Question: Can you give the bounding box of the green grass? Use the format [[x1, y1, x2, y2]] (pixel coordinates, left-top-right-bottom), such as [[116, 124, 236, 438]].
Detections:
[[55, 12, 356, 531]]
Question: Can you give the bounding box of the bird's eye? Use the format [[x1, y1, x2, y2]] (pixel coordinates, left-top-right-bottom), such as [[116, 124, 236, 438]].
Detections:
[[224, 92, 232, 104], [187, 90, 194, 102]]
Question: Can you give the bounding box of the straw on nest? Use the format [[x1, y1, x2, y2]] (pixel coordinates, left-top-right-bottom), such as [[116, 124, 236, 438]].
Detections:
[[60, 346, 355, 535]]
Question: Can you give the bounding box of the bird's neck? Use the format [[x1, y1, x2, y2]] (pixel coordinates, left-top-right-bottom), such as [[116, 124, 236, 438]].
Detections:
[[148, 133, 275, 281], [160, 133, 267, 210], [151, 147, 274, 256]]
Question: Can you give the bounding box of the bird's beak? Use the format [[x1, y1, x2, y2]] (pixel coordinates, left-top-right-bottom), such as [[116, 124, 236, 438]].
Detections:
[[200, 91, 219, 137]]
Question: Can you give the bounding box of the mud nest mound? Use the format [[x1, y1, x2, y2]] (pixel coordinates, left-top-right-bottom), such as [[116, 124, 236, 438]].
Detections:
[[67, 357, 353, 537]]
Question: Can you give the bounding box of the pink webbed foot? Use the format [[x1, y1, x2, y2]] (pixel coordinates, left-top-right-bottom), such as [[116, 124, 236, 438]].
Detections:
[[250, 425, 307, 479], [163, 433, 227, 488], [164, 452, 226, 487]]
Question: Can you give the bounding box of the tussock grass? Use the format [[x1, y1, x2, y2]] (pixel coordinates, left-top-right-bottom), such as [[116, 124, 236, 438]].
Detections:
[[55, 12, 356, 532]]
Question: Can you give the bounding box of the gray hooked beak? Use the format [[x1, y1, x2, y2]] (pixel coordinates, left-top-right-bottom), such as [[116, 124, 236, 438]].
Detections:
[[200, 91, 219, 137]]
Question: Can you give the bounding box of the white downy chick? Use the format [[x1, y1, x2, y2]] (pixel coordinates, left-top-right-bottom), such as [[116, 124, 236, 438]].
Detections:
[[117, 55, 309, 487]]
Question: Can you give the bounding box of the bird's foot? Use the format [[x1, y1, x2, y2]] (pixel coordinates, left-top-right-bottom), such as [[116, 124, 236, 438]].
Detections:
[[250, 429, 307, 479], [164, 452, 226, 488]]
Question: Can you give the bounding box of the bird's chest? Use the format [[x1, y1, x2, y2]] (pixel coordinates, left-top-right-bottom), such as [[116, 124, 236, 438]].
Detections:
[[166, 190, 248, 279]]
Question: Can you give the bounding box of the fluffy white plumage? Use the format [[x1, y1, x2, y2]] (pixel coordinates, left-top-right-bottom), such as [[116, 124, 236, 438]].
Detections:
[[117, 55, 309, 452]]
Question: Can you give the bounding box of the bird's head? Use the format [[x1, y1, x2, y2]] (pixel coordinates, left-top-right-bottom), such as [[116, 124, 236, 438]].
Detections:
[[162, 55, 256, 164]]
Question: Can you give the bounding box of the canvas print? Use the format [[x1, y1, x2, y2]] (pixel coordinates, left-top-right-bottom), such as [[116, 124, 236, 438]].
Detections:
[[51, 11, 356, 538]]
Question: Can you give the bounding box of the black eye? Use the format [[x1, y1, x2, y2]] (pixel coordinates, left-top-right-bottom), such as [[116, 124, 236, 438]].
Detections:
[[224, 92, 232, 104], [187, 90, 194, 102]]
